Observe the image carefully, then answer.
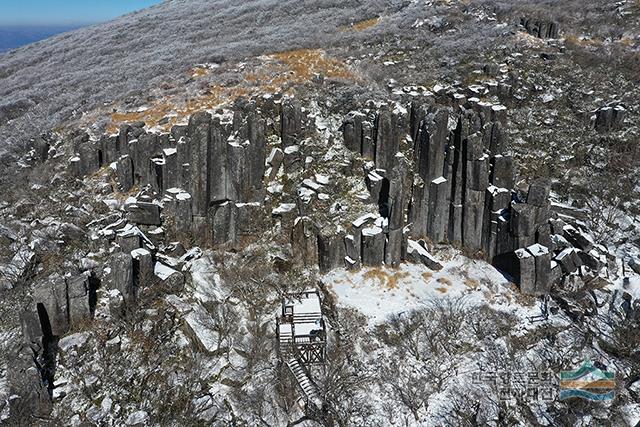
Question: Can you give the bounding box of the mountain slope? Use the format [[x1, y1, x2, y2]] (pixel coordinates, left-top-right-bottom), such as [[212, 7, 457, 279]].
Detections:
[[0, 0, 392, 158]]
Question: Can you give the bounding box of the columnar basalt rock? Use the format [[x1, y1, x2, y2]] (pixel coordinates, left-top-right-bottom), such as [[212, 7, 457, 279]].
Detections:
[[76, 141, 101, 176], [426, 176, 450, 243], [343, 111, 365, 153], [490, 155, 514, 189], [526, 178, 551, 207], [528, 243, 551, 295], [361, 226, 385, 266], [361, 114, 376, 160], [415, 108, 448, 184], [65, 100, 593, 298], [209, 117, 230, 203], [406, 239, 443, 270], [188, 112, 212, 217], [483, 186, 511, 259], [317, 231, 346, 273], [236, 202, 265, 242], [33, 277, 69, 336], [281, 99, 303, 148], [482, 121, 507, 154], [556, 247, 583, 274], [514, 248, 535, 294], [292, 216, 319, 267], [129, 133, 156, 186], [510, 202, 537, 248], [365, 169, 386, 206], [111, 252, 135, 306], [30, 273, 94, 341], [210, 201, 237, 246], [266, 147, 284, 181], [66, 274, 93, 326], [563, 225, 594, 252], [386, 157, 406, 266], [245, 111, 267, 202], [131, 248, 154, 299], [162, 148, 178, 190], [462, 189, 486, 252], [520, 17, 559, 39], [125, 200, 161, 226]]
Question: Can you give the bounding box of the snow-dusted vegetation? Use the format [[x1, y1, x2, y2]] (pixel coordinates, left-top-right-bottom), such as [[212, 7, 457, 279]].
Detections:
[[1, 0, 640, 426]]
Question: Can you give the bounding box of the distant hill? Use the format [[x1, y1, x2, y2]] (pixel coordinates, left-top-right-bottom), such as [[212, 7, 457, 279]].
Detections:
[[0, 25, 85, 53]]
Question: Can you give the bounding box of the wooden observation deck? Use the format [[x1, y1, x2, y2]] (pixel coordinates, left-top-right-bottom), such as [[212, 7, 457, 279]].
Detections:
[[276, 289, 326, 365]]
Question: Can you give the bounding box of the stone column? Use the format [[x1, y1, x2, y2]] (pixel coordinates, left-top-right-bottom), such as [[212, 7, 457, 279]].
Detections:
[[317, 231, 346, 273], [343, 111, 364, 153], [281, 99, 302, 148], [163, 148, 178, 190], [427, 177, 451, 243], [117, 155, 134, 192], [188, 112, 212, 217], [361, 226, 385, 266], [292, 217, 319, 267]]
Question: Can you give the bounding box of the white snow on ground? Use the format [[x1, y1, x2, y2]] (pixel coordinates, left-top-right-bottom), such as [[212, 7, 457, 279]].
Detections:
[[322, 247, 542, 325]]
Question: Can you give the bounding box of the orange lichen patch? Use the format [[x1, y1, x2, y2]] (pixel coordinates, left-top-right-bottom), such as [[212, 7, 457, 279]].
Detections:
[[341, 16, 381, 32]]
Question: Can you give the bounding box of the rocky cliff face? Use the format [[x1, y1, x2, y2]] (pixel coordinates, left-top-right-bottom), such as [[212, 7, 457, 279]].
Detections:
[[1, 0, 640, 425]]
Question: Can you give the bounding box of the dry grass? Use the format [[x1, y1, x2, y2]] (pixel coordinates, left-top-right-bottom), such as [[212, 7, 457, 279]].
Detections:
[[422, 271, 433, 282], [106, 49, 356, 133], [190, 67, 211, 78], [363, 267, 410, 290], [437, 277, 452, 286], [341, 17, 380, 32], [464, 277, 480, 290], [435, 286, 448, 294]]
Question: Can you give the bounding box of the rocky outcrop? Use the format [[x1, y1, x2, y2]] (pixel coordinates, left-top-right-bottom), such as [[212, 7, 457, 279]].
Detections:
[[63, 97, 602, 297], [338, 99, 599, 294], [520, 17, 559, 39], [594, 104, 627, 132]]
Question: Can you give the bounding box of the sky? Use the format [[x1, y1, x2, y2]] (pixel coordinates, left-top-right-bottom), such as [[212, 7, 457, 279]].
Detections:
[[0, 0, 163, 26]]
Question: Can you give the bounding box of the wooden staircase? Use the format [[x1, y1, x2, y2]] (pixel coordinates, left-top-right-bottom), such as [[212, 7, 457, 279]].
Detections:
[[286, 358, 322, 409]]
